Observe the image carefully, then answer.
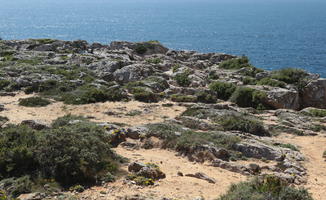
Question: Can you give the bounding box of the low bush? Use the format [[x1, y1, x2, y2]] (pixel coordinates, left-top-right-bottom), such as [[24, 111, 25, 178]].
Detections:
[[18, 97, 51, 107], [62, 86, 127, 105], [0, 80, 11, 90], [219, 56, 252, 70], [209, 81, 237, 101], [242, 77, 257, 85], [218, 175, 313, 200], [323, 150, 326, 158], [230, 87, 268, 109], [304, 108, 326, 118], [146, 58, 162, 64], [272, 68, 309, 88], [275, 143, 299, 151], [0, 116, 123, 197], [170, 94, 197, 103], [131, 88, 158, 103], [0, 176, 32, 198], [218, 114, 270, 136], [174, 72, 191, 87], [257, 77, 286, 88], [196, 91, 217, 104]]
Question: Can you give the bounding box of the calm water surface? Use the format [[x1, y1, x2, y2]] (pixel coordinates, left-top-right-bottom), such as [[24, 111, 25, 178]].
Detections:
[[0, 0, 325, 76]]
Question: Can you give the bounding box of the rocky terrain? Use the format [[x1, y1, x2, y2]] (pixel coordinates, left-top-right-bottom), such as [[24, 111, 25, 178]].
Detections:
[[0, 39, 325, 200]]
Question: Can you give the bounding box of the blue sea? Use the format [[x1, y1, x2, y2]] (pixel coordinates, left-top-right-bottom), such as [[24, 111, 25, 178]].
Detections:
[[0, 0, 326, 76]]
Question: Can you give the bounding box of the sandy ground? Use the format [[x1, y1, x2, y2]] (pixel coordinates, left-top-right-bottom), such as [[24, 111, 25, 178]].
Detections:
[[276, 134, 326, 200], [77, 147, 246, 200], [0, 93, 186, 126]]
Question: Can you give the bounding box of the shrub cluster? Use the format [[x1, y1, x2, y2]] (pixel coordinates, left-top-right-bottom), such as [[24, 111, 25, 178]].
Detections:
[[174, 72, 191, 87], [218, 175, 313, 200], [271, 68, 309, 89], [230, 87, 269, 110], [18, 97, 51, 107], [303, 108, 326, 118], [219, 56, 252, 70], [0, 115, 121, 197], [218, 114, 270, 136], [209, 81, 236, 101]]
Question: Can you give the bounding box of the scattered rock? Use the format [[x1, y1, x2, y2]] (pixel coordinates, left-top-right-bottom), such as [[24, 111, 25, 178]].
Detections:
[[185, 172, 216, 184]]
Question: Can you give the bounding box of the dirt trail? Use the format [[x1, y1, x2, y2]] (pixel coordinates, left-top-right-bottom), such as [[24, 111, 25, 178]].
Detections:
[[0, 93, 186, 126], [78, 147, 246, 200], [276, 134, 326, 200]]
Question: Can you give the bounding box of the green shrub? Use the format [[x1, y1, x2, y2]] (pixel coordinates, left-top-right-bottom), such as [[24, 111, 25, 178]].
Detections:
[[146, 58, 162, 64], [230, 87, 268, 109], [174, 72, 191, 87], [0, 80, 11, 90], [209, 81, 237, 101], [196, 91, 217, 104], [132, 88, 158, 103], [323, 150, 326, 158], [36, 118, 119, 186], [218, 175, 313, 200], [126, 174, 154, 186], [242, 77, 257, 85], [0, 116, 8, 128], [134, 44, 147, 54], [304, 108, 326, 118], [257, 77, 286, 88], [170, 94, 197, 103], [18, 97, 51, 107], [272, 68, 309, 88], [62, 86, 127, 105], [0, 176, 32, 198], [275, 143, 299, 151], [219, 56, 252, 70], [0, 125, 38, 178], [218, 114, 270, 136]]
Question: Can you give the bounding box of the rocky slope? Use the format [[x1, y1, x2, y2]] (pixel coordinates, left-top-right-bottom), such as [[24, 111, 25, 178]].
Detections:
[[0, 39, 325, 200]]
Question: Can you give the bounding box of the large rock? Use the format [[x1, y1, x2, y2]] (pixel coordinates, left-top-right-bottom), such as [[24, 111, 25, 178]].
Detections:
[[264, 87, 300, 110], [234, 140, 282, 160], [301, 78, 326, 109], [113, 64, 153, 83]]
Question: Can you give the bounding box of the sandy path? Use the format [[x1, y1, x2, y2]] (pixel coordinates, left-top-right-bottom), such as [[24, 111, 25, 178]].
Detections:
[[276, 134, 326, 200], [0, 93, 186, 126], [78, 147, 246, 200]]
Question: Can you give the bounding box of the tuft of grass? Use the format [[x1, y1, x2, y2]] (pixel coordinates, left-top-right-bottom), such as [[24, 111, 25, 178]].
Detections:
[[257, 77, 286, 88], [303, 108, 326, 118], [146, 58, 162, 64], [217, 114, 270, 136], [196, 91, 217, 104], [274, 143, 299, 151], [131, 87, 159, 103], [209, 81, 237, 101], [18, 97, 51, 107], [170, 94, 197, 103]]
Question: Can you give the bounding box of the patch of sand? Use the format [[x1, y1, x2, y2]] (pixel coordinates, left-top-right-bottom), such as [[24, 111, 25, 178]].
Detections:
[[0, 93, 186, 126], [276, 134, 326, 200], [78, 147, 246, 200]]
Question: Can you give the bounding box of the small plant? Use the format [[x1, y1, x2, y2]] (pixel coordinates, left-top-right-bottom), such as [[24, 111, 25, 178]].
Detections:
[[242, 77, 257, 85], [18, 97, 51, 107], [323, 150, 326, 158], [304, 108, 326, 118], [196, 91, 217, 104], [0, 80, 11, 90], [257, 77, 286, 88], [132, 88, 158, 103], [126, 174, 154, 186], [219, 56, 252, 70], [146, 58, 162, 64], [230, 87, 268, 109], [209, 81, 237, 100], [275, 143, 299, 151], [170, 94, 197, 102], [218, 114, 270, 136], [174, 72, 191, 87], [218, 175, 313, 200], [134, 44, 147, 54], [69, 185, 85, 193]]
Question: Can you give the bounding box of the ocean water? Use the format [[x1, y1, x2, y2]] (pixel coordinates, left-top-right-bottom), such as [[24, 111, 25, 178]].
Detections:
[[0, 0, 325, 76]]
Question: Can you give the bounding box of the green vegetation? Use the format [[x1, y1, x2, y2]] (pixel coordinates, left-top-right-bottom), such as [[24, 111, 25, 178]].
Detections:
[[0, 116, 123, 197], [134, 41, 160, 54], [18, 97, 51, 107], [217, 114, 270, 136], [174, 72, 191, 87], [0, 80, 11, 90], [218, 175, 313, 200], [62, 86, 127, 105], [230, 87, 268, 109], [146, 123, 241, 156], [126, 174, 154, 186], [271, 68, 309, 88], [196, 91, 217, 103], [219, 56, 252, 70], [146, 58, 162, 64], [242, 76, 257, 85], [303, 108, 326, 118], [209, 81, 237, 100], [131, 87, 158, 103], [274, 143, 299, 151], [323, 150, 326, 158], [170, 94, 197, 103], [257, 77, 286, 88]]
